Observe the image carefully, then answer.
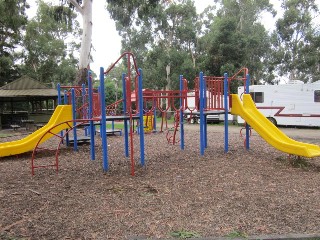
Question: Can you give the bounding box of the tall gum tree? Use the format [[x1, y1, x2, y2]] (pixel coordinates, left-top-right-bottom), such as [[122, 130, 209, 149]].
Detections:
[[23, 0, 79, 85], [204, 0, 275, 84], [66, 0, 162, 85], [66, 0, 92, 85], [107, 0, 199, 91], [0, 0, 29, 85], [271, 0, 319, 82]]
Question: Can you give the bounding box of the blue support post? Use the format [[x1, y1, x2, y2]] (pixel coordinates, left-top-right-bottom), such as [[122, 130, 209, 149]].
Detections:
[[199, 72, 205, 155], [57, 83, 61, 105], [81, 83, 89, 136], [224, 73, 229, 153], [57, 84, 63, 140], [100, 67, 109, 171], [64, 91, 68, 104], [203, 75, 208, 148], [71, 88, 78, 151], [82, 84, 86, 119], [138, 68, 145, 166], [111, 120, 115, 131], [245, 74, 250, 150], [97, 86, 101, 137], [63, 90, 68, 144], [179, 75, 184, 150], [122, 73, 129, 157], [153, 105, 157, 131], [88, 70, 95, 160]]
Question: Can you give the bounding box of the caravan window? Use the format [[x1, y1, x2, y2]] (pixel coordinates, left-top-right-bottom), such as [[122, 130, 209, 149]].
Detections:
[[250, 92, 264, 103], [314, 90, 320, 102]]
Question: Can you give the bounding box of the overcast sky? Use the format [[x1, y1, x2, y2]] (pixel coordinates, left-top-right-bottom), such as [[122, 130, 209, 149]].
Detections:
[[89, 0, 281, 73], [27, 0, 283, 73], [79, 0, 229, 72]]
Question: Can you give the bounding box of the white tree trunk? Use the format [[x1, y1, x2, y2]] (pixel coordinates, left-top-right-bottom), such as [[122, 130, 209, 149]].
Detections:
[[68, 0, 93, 84], [79, 0, 92, 69]]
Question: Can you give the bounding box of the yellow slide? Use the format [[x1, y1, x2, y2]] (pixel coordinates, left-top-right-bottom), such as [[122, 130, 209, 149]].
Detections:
[[0, 105, 73, 157], [231, 94, 320, 158]]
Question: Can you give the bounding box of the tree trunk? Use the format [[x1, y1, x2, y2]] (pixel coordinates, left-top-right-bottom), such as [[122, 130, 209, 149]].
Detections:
[[68, 0, 93, 86]]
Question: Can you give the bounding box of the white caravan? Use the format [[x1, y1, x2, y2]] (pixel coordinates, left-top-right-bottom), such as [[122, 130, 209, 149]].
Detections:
[[237, 81, 320, 127]]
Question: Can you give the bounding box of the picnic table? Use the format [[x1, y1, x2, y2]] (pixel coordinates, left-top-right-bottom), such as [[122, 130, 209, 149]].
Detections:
[[21, 119, 35, 130], [34, 123, 45, 130], [10, 124, 21, 131]]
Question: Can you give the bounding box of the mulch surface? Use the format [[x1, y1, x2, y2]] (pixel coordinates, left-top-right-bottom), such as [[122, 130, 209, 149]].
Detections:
[[0, 125, 320, 239]]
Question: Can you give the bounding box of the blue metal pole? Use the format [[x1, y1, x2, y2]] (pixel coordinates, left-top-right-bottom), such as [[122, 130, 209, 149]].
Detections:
[[138, 68, 145, 166], [203, 74, 208, 148], [88, 70, 95, 160], [71, 88, 78, 151], [81, 83, 88, 136], [199, 72, 204, 155], [57, 84, 63, 143], [153, 103, 157, 131], [97, 86, 101, 137], [245, 74, 250, 150], [122, 73, 129, 157], [100, 67, 108, 171], [63, 90, 68, 144], [179, 75, 184, 150], [57, 83, 61, 105], [82, 84, 86, 119], [64, 90, 68, 104], [224, 73, 229, 153]]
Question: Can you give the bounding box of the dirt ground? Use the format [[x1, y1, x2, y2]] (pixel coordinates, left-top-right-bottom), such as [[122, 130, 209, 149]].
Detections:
[[0, 124, 320, 240]]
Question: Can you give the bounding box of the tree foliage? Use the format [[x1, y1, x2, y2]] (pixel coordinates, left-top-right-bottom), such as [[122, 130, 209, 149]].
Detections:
[[0, 0, 29, 86], [271, 0, 320, 82], [107, 0, 200, 90], [22, 0, 80, 85], [107, 0, 278, 88], [203, 0, 274, 85], [2, 0, 320, 90]]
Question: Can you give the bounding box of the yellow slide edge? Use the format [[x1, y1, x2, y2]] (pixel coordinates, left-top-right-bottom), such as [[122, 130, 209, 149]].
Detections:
[[231, 94, 320, 158], [0, 105, 73, 157]]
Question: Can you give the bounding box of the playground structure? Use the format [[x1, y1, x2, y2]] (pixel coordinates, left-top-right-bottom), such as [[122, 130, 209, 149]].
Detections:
[[1, 52, 320, 176], [231, 94, 320, 158], [0, 105, 72, 157]]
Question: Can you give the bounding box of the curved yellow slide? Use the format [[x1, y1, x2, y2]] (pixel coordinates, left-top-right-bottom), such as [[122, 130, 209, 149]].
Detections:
[[0, 105, 73, 157], [231, 94, 320, 158]]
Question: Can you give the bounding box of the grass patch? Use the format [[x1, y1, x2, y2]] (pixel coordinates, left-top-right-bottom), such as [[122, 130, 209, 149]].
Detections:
[[289, 156, 309, 169], [170, 230, 201, 239], [94, 123, 124, 130], [225, 230, 248, 239], [276, 155, 320, 172], [0, 133, 12, 138], [106, 123, 124, 129], [0, 232, 25, 240]]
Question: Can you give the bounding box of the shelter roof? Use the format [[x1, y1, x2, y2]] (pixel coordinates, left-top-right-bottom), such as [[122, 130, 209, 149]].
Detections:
[[0, 76, 58, 98]]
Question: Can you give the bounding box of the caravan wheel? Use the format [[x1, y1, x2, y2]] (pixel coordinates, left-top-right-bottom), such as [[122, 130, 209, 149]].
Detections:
[[190, 118, 195, 124], [267, 117, 277, 126]]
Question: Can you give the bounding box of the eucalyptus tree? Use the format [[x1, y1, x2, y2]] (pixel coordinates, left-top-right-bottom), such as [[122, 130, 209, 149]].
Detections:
[[271, 0, 320, 82], [0, 0, 29, 86], [23, 0, 79, 85], [52, 0, 162, 85], [202, 0, 274, 84], [107, 0, 200, 90], [65, 0, 92, 85]]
